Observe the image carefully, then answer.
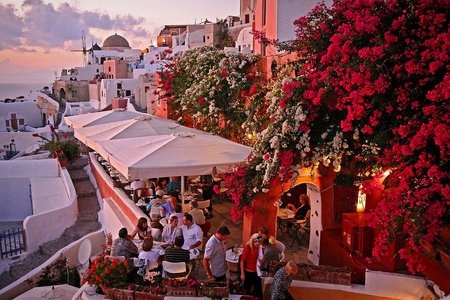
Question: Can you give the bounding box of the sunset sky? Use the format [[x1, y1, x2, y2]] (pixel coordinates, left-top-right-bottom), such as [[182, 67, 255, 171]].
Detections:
[[0, 0, 239, 84]]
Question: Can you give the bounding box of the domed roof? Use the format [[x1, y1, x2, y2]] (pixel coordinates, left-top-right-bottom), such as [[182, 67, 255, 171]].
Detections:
[[102, 34, 130, 49]]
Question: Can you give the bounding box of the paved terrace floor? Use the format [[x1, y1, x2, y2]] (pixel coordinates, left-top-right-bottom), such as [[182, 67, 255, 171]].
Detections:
[[190, 195, 310, 280]]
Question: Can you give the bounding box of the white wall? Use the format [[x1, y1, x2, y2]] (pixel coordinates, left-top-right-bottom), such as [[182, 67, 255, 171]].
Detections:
[[262, 270, 426, 300], [0, 159, 59, 178], [0, 178, 32, 221], [365, 270, 426, 299], [0, 102, 42, 131], [187, 25, 206, 49], [100, 79, 138, 109], [30, 177, 69, 214], [0, 230, 105, 300], [23, 168, 78, 252], [236, 26, 253, 53], [277, 0, 333, 43]]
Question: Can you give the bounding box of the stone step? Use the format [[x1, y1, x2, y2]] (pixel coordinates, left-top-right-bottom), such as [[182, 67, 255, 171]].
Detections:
[[68, 156, 89, 170], [74, 181, 96, 198], [77, 191, 96, 198], [68, 169, 89, 182]]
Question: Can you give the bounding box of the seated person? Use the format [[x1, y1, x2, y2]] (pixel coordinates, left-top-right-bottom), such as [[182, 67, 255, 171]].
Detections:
[[164, 236, 191, 277], [150, 221, 162, 241], [111, 227, 139, 259], [166, 176, 181, 194], [146, 191, 165, 219], [161, 215, 182, 247], [164, 236, 190, 263], [130, 217, 151, 240], [287, 194, 310, 220], [189, 200, 206, 225], [161, 196, 177, 217], [137, 237, 161, 276], [170, 205, 184, 228], [181, 214, 203, 250]]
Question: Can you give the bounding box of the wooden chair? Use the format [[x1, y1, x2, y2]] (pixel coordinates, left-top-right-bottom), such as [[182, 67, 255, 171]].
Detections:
[[290, 210, 311, 247], [162, 261, 191, 280]]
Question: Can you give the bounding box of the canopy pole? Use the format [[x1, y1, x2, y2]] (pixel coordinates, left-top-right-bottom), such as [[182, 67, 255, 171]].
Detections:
[[181, 175, 185, 205]]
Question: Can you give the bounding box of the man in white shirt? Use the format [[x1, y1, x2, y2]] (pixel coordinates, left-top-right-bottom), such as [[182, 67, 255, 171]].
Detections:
[[181, 214, 203, 250]]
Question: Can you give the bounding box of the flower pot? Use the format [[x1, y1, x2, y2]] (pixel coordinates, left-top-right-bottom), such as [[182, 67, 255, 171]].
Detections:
[[166, 286, 197, 296], [134, 291, 165, 300], [101, 287, 133, 300]]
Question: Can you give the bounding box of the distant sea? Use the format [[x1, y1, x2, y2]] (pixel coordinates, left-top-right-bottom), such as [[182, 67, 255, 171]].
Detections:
[[0, 82, 51, 100]]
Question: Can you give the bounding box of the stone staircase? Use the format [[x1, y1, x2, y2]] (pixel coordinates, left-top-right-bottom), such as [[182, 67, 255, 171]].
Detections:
[[0, 155, 101, 289]]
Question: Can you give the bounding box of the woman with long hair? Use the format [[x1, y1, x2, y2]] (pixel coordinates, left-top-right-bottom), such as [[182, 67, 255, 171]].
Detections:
[[240, 233, 263, 299], [130, 217, 151, 240]]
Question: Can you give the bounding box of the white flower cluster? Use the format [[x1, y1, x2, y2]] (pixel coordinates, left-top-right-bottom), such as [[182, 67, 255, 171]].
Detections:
[[243, 66, 349, 190], [169, 46, 259, 136]]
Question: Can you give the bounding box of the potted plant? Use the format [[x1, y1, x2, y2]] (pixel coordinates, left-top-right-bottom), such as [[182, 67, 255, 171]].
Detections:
[[82, 254, 128, 295]]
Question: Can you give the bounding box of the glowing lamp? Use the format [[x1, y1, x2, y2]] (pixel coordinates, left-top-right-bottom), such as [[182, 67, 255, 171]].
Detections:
[[356, 186, 366, 213]]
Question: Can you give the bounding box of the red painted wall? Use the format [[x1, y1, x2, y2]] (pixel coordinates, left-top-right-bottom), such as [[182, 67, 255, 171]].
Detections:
[[89, 159, 138, 225]]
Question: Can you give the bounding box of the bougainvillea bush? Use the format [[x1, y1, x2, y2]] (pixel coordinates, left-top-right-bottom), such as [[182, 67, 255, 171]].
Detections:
[[161, 46, 266, 143], [227, 0, 449, 273]]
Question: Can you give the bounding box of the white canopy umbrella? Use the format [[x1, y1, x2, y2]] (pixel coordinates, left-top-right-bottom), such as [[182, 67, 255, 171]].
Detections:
[[64, 109, 147, 129], [95, 132, 252, 180], [14, 284, 79, 300], [74, 115, 204, 151]]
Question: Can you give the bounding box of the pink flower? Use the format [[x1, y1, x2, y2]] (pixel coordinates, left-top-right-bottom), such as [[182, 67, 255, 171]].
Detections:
[[213, 185, 220, 195]]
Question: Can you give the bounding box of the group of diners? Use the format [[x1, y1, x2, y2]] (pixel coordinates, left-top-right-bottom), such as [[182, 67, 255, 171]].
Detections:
[[129, 175, 216, 218], [108, 217, 231, 282], [108, 220, 298, 300]]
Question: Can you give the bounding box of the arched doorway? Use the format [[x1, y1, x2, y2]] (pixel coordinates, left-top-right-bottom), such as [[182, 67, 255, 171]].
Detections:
[[59, 88, 66, 101], [283, 182, 322, 266]]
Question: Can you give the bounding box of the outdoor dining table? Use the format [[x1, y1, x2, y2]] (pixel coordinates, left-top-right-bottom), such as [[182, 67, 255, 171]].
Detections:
[[226, 247, 243, 273], [277, 208, 295, 234]]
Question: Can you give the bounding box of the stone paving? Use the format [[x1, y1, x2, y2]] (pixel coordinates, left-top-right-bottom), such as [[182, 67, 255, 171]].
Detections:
[[189, 195, 310, 281], [0, 155, 101, 289]]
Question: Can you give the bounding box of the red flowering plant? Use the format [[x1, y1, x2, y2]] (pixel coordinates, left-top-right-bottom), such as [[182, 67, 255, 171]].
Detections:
[[227, 0, 449, 272], [82, 254, 128, 288], [165, 278, 199, 289]]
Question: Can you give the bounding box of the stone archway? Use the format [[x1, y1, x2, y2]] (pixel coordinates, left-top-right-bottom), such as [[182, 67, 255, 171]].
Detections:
[[242, 167, 338, 266]]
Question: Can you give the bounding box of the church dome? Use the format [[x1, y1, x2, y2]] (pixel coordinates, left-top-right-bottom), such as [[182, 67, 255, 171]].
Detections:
[[102, 34, 130, 50]]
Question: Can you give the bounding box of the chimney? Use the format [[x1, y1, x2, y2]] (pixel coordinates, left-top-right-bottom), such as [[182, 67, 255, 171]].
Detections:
[[112, 97, 128, 109]]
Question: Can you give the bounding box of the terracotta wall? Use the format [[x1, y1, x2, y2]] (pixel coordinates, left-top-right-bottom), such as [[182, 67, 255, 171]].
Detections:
[[89, 158, 139, 225]]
